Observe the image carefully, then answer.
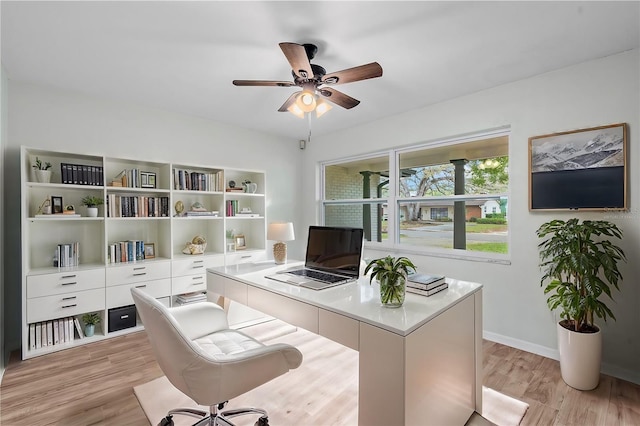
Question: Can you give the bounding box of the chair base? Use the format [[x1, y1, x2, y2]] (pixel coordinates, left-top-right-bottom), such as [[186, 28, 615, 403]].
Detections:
[[159, 405, 269, 426]]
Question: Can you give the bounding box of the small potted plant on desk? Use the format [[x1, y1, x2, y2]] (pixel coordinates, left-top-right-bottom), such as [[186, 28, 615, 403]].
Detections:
[[365, 255, 416, 308], [32, 157, 52, 183], [82, 312, 101, 337], [81, 195, 104, 217], [537, 218, 626, 390]]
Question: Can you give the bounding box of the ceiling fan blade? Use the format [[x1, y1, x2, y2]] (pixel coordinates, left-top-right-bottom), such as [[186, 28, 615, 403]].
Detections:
[[321, 62, 383, 85], [278, 92, 300, 112], [279, 42, 313, 79], [318, 87, 360, 109], [233, 80, 295, 87]]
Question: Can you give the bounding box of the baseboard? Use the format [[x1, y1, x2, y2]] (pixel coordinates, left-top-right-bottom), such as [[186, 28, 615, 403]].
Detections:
[[483, 331, 640, 386], [483, 330, 559, 360]]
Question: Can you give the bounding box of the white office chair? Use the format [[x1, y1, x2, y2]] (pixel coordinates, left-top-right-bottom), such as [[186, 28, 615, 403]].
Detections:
[[131, 287, 303, 426]]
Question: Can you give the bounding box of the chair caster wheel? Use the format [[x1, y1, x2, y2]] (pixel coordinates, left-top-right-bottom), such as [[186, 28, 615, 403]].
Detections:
[[255, 416, 269, 426], [158, 415, 174, 426]]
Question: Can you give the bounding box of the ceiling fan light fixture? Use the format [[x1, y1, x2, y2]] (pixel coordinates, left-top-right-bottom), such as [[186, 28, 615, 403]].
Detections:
[[315, 98, 333, 118], [296, 91, 316, 113], [287, 103, 305, 119]]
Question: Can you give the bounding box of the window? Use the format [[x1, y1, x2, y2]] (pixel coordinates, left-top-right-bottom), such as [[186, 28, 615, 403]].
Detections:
[[322, 129, 509, 259]]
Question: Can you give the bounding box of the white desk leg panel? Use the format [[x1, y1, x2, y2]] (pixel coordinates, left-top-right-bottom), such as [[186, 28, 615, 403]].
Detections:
[[359, 322, 405, 426], [359, 295, 476, 426], [405, 295, 475, 425]]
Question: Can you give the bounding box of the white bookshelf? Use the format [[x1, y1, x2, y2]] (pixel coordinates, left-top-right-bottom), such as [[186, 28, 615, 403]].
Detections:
[[20, 146, 267, 359]]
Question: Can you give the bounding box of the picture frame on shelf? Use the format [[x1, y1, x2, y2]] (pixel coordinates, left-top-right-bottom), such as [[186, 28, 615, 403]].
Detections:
[[529, 123, 627, 211], [51, 196, 63, 214], [235, 234, 246, 250], [140, 171, 156, 188], [144, 243, 155, 259]]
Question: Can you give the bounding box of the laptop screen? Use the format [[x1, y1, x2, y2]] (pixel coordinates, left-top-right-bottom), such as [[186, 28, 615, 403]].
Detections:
[[304, 226, 364, 278]]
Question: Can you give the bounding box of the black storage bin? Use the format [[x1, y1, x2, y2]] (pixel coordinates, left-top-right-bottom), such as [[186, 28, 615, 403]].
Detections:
[[108, 305, 137, 332]]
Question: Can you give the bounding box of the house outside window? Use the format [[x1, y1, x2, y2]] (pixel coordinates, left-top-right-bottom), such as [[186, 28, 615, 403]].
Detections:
[[322, 128, 510, 259]]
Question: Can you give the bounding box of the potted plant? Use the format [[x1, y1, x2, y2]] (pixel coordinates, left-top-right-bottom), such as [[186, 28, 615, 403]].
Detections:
[[537, 218, 626, 390], [82, 312, 101, 337], [364, 255, 416, 308], [81, 195, 103, 217], [32, 157, 52, 183]]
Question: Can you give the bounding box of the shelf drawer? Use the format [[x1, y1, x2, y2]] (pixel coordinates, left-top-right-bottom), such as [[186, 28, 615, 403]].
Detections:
[[225, 251, 263, 265], [106, 279, 171, 309], [106, 261, 171, 286], [172, 273, 207, 295], [27, 288, 105, 323], [172, 255, 225, 277], [27, 269, 105, 299]]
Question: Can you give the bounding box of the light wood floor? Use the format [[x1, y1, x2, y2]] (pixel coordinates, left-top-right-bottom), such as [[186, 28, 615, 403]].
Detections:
[[1, 325, 639, 426]]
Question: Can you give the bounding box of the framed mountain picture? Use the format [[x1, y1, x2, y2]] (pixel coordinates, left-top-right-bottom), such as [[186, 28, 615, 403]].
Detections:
[[529, 123, 627, 211]]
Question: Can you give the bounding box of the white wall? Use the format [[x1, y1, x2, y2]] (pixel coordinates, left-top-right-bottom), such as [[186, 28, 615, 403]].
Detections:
[[302, 50, 640, 384], [4, 81, 304, 352]]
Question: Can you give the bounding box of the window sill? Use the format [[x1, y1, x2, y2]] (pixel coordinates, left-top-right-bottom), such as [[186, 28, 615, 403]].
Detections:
[[364, 242, 511, 265]]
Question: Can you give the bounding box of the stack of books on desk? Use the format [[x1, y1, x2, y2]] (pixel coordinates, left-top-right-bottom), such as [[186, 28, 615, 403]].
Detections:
[[406, 273, 448, 296], [176, 292, 207, 305]]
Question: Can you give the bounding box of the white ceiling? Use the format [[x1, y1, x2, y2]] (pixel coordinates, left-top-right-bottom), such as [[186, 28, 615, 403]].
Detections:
[[2, 1, 638, 141]]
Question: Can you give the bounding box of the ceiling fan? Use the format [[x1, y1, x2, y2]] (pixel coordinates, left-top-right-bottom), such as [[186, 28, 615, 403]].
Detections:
[[232, 42, 383, 117]]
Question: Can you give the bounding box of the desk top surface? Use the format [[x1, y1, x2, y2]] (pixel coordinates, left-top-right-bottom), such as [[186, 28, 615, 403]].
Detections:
[[208, 261, 482, 336]]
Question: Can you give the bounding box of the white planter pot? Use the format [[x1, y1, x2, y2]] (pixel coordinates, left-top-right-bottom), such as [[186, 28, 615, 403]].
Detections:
[[35, 170, 51, 183], [87, 207, 98, 217], [557, 322, 602, 390]]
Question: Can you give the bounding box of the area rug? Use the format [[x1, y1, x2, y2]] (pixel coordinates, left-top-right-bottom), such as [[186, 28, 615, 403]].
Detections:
[[134, 320, 527, 426], [481, 386, 529, 426]]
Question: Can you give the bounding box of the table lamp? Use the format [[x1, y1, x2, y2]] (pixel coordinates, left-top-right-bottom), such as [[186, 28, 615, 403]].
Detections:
[[267, 222, 295, 264]]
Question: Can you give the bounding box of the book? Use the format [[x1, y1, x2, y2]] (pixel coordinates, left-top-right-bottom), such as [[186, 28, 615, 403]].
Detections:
[[184, 211, 219, 217], [407, 273, 446, 290], [46, 321, 54, 346], [35, 322, 42, 349], [406, 282, 449, 297], [234, 213, 259, 217], [74, 317, 85, 339], [29, 324, 36, 350], [53, 319, 59, 344]]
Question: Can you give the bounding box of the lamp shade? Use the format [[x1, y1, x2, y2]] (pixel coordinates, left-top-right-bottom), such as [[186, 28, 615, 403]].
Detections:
[[267, 222, 295, 242]]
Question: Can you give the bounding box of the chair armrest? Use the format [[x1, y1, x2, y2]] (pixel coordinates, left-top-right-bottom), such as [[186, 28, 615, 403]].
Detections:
[[168, 302, 229, 340]]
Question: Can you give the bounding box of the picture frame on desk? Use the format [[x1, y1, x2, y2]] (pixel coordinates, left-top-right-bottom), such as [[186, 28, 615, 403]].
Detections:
[[144, 243, 155, 259], [51, 196, 63, 214], [140, 171, 156, 188]]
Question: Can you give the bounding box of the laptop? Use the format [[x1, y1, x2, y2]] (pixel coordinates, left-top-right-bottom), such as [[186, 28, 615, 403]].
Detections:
[[267, 226, 364, 290]]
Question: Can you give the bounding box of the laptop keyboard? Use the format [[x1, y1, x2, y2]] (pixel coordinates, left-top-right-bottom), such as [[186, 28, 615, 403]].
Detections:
[[289, 269, 348, 283]]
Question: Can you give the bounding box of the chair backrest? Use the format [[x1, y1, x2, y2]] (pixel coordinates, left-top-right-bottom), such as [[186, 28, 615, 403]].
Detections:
[[131, 287, 207, 398]]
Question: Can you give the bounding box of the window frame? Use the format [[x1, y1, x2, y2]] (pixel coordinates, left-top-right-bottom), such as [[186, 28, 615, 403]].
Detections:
[[321, 127, 511, 264]]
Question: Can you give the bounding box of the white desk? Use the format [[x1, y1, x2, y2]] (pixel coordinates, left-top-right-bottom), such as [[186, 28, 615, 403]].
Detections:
[[207, 262, 483, 426]]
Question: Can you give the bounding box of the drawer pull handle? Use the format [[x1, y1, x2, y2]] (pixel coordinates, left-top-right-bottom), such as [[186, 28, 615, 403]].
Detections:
[[62, 296, 77, 301], [62, 304, 77, 309], [241, 255, 251, 259], [61, 274, 77, 279], [120, 315, 129, 319], [135, 284, 147, 288], [192, 282, 204, 286], [133, 272, 147, 276], [133, 267, 146, 271], [192, 265, 204, 269], [193, 260, 204, 264], [192, 276, 204, 280], [61, 282, 78, 286]]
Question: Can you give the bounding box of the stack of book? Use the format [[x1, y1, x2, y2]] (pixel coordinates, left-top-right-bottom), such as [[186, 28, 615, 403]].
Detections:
[[406, 273, 448, 297], [176, 292, 207, 305]]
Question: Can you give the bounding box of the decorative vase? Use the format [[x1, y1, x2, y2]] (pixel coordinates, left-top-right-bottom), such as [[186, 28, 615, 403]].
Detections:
[[85, 324, 95, 337], [378, 274, 407, 308], [557, 322, 602, 390], [35, 170, 51, 183], [87, 207, 98, 217]]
